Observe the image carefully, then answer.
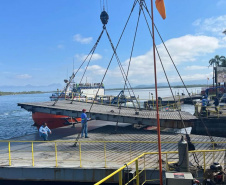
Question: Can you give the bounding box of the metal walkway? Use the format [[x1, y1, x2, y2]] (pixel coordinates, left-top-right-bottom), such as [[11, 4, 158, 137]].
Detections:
[[18, 100, 197, 128]]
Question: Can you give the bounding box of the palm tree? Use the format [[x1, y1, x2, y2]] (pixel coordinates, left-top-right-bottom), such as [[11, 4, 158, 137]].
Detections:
[[209, 55, 220, 89], [219, 56, 226, 90], [220, 56, 226, 67], [209, 55, 226, 95]]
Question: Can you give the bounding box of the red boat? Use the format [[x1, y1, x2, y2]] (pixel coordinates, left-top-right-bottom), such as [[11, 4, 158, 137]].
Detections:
[[31, 82, 105, 129], [32, 112, 81, 129]]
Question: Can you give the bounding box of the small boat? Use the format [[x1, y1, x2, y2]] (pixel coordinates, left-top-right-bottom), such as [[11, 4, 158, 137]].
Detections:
[[33, 82, 105, 129], [49, 92, 70, 101]]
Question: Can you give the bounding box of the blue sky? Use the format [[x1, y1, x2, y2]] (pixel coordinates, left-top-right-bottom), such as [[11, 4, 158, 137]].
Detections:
[[0, 0, 226, 88]]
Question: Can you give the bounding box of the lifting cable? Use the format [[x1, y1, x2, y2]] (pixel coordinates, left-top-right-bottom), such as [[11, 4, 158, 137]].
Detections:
[[142, 1, 215, 144], [115, 2, 142, 132], [123, 2, 142, 98], [139, 0, 200, 165], [79, 30, 104, 85], [88, 0, 140, 112], [69, 29, 105, 104], [88, 27, 140, 113], [52, 30, 105, 106]]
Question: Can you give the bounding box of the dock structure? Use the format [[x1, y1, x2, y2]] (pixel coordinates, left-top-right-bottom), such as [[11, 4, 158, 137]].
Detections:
[[0, 122, 225, 183], [18, 100, 197, 129], [145, 94, 202, 106]]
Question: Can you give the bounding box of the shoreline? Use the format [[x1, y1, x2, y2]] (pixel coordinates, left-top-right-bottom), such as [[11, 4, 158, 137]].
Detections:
[[0, 91, 47, 96], [0, 84, 206, 96]]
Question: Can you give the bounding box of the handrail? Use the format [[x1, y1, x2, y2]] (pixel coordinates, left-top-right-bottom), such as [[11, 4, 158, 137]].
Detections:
[[67, 93, 186, 111], [1, 140, 226, 144], [1, 140, 226, 171], [95, 153, 145, 185], [95, 149, 226, 185]]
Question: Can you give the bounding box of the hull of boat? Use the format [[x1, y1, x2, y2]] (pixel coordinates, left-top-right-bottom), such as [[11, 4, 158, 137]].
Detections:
[[32, 112, 81, 129]]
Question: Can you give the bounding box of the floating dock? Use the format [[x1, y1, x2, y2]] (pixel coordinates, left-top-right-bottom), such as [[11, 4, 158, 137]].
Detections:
[[0, 121, 226, 184], [18, 100, 197, 129], [145, 94, 202, 106]]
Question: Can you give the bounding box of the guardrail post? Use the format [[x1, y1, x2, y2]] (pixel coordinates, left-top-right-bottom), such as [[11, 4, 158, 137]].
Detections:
[[55, 142, 58, 167], [130, 143, 132, 160], [218, 107, 219, 118], [79, 142, 82, 167], [104, 143, 107, 168], [32, 142, 34, 166], [212, 144, 215, 163], [136, 160, 139, 185], [8, 142, 11, 166], [203, 151, 206, 172], [118, 171, 123, 185], [179, 95, 181, 110], [165, 153, 168, 171], [144, 155, 146, 182]]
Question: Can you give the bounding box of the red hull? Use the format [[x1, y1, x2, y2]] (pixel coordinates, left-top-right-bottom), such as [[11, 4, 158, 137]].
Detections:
[[32, 112, 81, 129]]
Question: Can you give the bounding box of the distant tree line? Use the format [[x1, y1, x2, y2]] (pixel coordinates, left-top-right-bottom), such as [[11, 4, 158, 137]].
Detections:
[[0, 91, 43, 96]]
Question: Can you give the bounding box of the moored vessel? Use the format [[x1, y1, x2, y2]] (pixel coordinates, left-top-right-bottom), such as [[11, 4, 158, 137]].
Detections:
[[34, 82, 105, 129]]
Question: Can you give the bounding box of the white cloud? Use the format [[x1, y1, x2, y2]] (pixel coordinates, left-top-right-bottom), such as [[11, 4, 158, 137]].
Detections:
[[185, 65, 208, 70], [57, 44, 64, 49], [75, 53, 102, 61], [192, 19, 201, 26], [172, 72, 213, 82], [73, 34, 93, 44], [193, 15, 226, 36], [16, 74, 32, 79], [87, 65, 106, 75], [223, 36, 226, 42], [117, 35, 219, 83], [74, 35, 220, 86]]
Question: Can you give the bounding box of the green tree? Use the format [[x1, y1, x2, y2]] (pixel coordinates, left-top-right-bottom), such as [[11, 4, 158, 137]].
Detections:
[[209, 55, 220, 88], [209, 55, 226, 94], [219, 56, 226, 67], [209, 55, 222, 67]]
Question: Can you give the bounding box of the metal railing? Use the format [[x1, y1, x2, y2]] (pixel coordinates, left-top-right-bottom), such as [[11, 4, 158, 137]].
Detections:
[[65, 94, 184, 111], [195, 104, 226, 118], [0, 140, 226, 168], [95, 149, 226, 185]]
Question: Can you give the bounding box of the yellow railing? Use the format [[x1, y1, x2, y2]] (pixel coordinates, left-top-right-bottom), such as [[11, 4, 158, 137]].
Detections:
[[1, 140, 226, 168], [95, 149, 226, 185], [67, 95, 182, 111], [195, 104, 226, 118]]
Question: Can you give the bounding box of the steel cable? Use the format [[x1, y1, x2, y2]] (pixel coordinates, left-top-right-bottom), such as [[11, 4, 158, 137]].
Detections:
[[88, 0, 139, 112], [142, 1, 214, 143]]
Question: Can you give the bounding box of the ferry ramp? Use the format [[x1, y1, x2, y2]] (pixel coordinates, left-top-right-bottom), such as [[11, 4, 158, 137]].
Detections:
[[18, 100, 197, 129]]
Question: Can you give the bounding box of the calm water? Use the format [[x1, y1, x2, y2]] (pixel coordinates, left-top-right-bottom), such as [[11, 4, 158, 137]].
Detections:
[[0, 87, 201, 140]]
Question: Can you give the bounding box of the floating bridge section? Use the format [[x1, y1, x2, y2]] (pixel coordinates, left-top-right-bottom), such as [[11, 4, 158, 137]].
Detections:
[[18, 100, 197, 128]]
